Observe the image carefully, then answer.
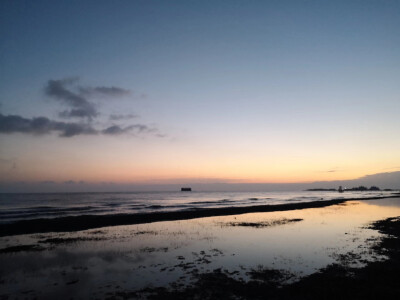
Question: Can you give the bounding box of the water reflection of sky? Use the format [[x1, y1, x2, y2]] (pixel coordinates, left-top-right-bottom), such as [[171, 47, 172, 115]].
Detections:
[[1, 198, 400, 298]]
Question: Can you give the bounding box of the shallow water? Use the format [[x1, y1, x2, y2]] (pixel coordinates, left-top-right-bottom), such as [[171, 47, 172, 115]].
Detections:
[[0, 198, 399, 299], [0, 190, 394, 223]]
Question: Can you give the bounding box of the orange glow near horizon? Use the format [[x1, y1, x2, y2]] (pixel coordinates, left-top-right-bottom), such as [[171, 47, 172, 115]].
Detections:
[[3, 158, 396, 185], [1, 132, 399, 185]]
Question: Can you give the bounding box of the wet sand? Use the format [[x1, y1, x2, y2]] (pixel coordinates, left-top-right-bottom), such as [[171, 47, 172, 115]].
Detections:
[[0, 197, 400, 299], [1, 194, 398, 237]]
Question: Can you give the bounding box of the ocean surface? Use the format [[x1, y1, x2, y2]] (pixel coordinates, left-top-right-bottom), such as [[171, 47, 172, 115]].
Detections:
[[0, 190, 396, 224]]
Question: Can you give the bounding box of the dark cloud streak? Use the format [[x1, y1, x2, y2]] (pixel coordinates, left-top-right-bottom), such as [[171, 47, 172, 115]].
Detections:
[[79, 86, 130, 97], [109, 113, 137, 121], [102, 124, 163, 137], [0, 113, 97, 137], [45, 78, 131, 120], [45, 78, 98, 119], [0, 113, 164, 138]]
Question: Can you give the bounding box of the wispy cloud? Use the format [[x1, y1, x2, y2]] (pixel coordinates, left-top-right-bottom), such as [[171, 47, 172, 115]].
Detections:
[[102, 124, 164, 137], [0, 113, 165, 138], [79, 86, 130, 97], [317, 168, 342, 173], [0, 113, 97, 137], [39, 180, 55, 184], [45, 78, 131, 120], [109, 113, 138, 121], [0, 78, 165, 138], [45, 78, 98, 119], [381, 166, 400, 170]]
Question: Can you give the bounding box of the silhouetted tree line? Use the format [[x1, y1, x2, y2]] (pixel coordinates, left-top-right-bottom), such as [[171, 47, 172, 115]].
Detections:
[[307, 186, 391, 192], [346, 186, 380, 191]]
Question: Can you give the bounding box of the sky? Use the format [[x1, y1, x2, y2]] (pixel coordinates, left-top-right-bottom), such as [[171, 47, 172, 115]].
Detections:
[[1, 0, 400, 191]]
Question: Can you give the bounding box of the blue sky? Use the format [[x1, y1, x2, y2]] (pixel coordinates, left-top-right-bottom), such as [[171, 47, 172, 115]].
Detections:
[[1, 0, 400, 190]]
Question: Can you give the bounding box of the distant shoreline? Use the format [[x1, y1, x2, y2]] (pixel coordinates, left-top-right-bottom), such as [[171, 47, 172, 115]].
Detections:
[[1, 195, 399, 237]]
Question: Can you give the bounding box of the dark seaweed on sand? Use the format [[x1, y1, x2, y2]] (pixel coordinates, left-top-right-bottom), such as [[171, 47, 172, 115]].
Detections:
[[225, 218, 303, 228], [0, 244, 46, 253], [38, 236, 106, 244]]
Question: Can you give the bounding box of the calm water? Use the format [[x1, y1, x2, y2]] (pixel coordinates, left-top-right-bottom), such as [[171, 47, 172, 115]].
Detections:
[[0, 190, 395, 223], [1, 198, 400, 299]]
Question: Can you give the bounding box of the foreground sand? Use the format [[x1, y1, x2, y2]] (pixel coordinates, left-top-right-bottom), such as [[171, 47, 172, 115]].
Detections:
[[1, 198, 400, 299]]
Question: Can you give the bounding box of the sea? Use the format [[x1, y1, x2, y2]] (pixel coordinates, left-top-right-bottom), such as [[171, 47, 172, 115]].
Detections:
[[0, 190, 396, 224]]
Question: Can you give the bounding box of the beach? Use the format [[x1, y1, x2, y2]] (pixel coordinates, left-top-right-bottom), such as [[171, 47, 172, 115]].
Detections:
[[2, 1, 399, 298], [1, 195, 400, 299]]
